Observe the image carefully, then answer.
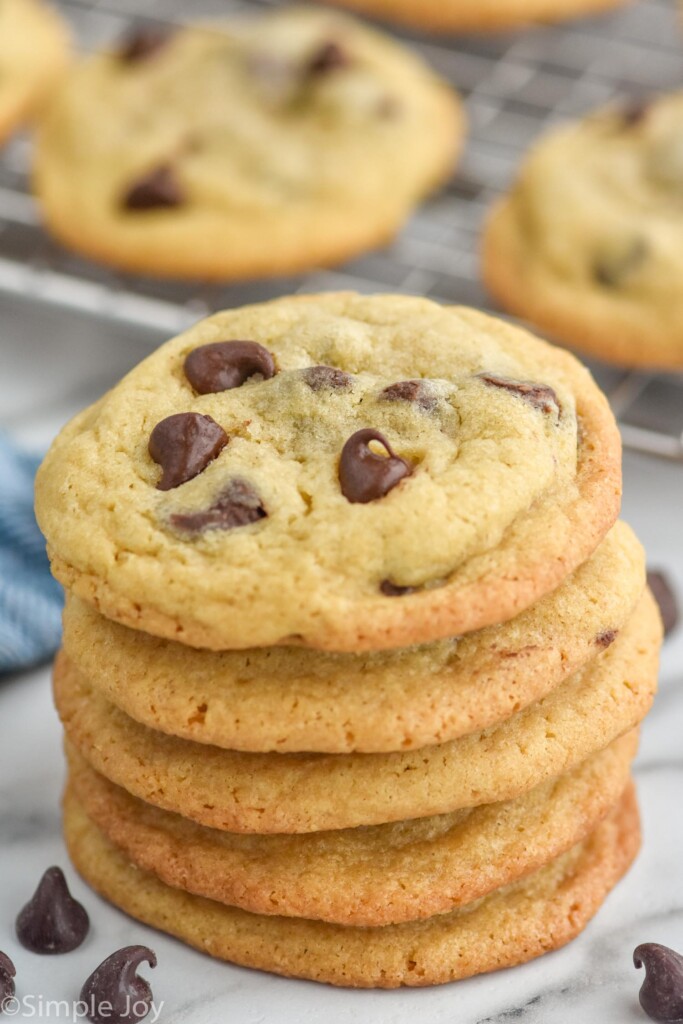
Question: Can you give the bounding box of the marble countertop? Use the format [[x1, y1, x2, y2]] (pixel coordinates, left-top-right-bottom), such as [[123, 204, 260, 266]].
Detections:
[[1, 306, 683, 1023]]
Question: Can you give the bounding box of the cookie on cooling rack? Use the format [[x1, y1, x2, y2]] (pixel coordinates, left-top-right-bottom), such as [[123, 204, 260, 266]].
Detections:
[[33, 7, 462, 280], [484, 93, 683, 369], [35, 292, 622, 653], [315, 0, 629, 33], [0, 0, 70, 145]]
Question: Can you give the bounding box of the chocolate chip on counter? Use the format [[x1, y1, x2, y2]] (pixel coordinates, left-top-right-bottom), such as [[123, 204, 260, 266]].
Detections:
[[81, 946, 157, 1024], [647, 570, 679, 638], [118, 25, 174, 63], [303, 366, 353, 392], [379, 380, 436, 412], [478, 374, 560, 416], [123, 165, 184, 211], [0, 952, 16, 1011], [594, 238, 648, 288], [171, 478, 267, 533], [634, 943, 683, 1022], [15, 866, 89, 955], [149, 412, 228, 491], [307, 41, 350, 76], [184, 341, 276, 394], [595, 629, 618, 648], [380, 579, 416, 597], [339, 428, 411, 504]]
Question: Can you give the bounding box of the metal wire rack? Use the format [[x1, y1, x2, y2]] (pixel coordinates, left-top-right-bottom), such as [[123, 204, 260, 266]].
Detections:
[[1, 0, 682, 459]]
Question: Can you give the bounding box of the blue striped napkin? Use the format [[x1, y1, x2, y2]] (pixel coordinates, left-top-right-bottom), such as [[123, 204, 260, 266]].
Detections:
[[0, 434, 63, 674]]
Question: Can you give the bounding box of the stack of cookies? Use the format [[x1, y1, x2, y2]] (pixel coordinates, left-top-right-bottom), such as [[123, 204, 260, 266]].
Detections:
[[35, 293, 662, 988]]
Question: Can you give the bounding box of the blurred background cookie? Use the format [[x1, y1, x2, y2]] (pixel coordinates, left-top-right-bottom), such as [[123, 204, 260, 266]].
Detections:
[[484, 93, 683, 369], [315, 0, 631, 33], [0, 0, 69, 146], [33, 7, 463, 280]]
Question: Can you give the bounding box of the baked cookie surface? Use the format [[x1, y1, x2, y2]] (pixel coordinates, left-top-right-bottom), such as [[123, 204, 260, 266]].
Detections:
[[484, 93, 683, 369], [318, 0, 629, 32], [53, 589, 660, 833], [66, 733, 637, 926], [0, 0, 70, 144], [33, 8, 461, 279], [61, 521, 644, 753], [64, 785, 640, 988], [36, 294, 622, 653]]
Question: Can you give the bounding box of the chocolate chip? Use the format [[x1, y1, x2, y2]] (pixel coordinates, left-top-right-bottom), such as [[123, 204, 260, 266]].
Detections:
[[307, 41, 350, 76], [0, 952, 16, 1011], [380, 579, 416, 597], [149, 412, 228, 491], [118, 25, 174, 63], [377, 95, 401, 119], [15, 867, 89, 955], [596, 629, 618, 648], [634, 943, 683, 1022], [339, 428, 411, 504], [303, 366, 353, 391], [123, 165, 183, 211], [379, 380, 436, 412], [170, 478, 266, 533], [594, 238, 648, 288], [648, 570, 679, 638], [478, 374, 560, 416], [81, 946, 157, 1024], [184, 341, 276, 394], [621, 96, 652, 127]]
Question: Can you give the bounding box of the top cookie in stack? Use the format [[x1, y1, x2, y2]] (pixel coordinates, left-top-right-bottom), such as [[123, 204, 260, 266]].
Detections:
[[36, 292, 621, 652], [36, 293, 659, 989]]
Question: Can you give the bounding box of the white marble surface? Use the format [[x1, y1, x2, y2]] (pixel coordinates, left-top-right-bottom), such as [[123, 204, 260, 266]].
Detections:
[[1, 306, 683, 1023]]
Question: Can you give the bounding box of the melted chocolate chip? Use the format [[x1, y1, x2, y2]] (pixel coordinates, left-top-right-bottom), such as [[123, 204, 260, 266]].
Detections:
[[303, 365, 353, 392], [184, 341, 276, 394], [16, 867, 89, 955], [648, 570, 679, 638], [307, 41, 350, 76], [377, 95, 401, 119], [594, 238, 648, 288], [149, 413, 228, 491], [170, 478, 266, 533], [634, 943, 683, 1022], [81, 946, 157, 1024], [123, 165, 183, 211], [118, 25, 174, 63], [339, 428, 411, 504], [595, 629, 618, 648], [380, 380, 436, 412], [478, 374, 560, 416], [0, 952, 16, 1011], [621, 96, 652, 127], [380, 579, 416, 597]]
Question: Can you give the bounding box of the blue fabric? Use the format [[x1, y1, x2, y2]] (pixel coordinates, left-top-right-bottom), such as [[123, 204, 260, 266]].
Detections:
[[0, 434, 63, 673]]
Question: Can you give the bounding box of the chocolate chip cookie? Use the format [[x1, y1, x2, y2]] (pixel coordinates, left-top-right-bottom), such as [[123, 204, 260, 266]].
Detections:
[[61, 522, 645, 753], [484, 93, 683, 369], [33, 8, 462, 279], [316, 0, 629, 32], [63, 784, 641, 988], [53, 590, 660, 833], [0, 0, 69, 145], [35, 293, 622, 653], [66, 733, 637, 926]]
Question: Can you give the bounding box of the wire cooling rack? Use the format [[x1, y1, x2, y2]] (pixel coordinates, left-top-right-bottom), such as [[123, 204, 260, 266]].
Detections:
[[0, 0, 682, 459]]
